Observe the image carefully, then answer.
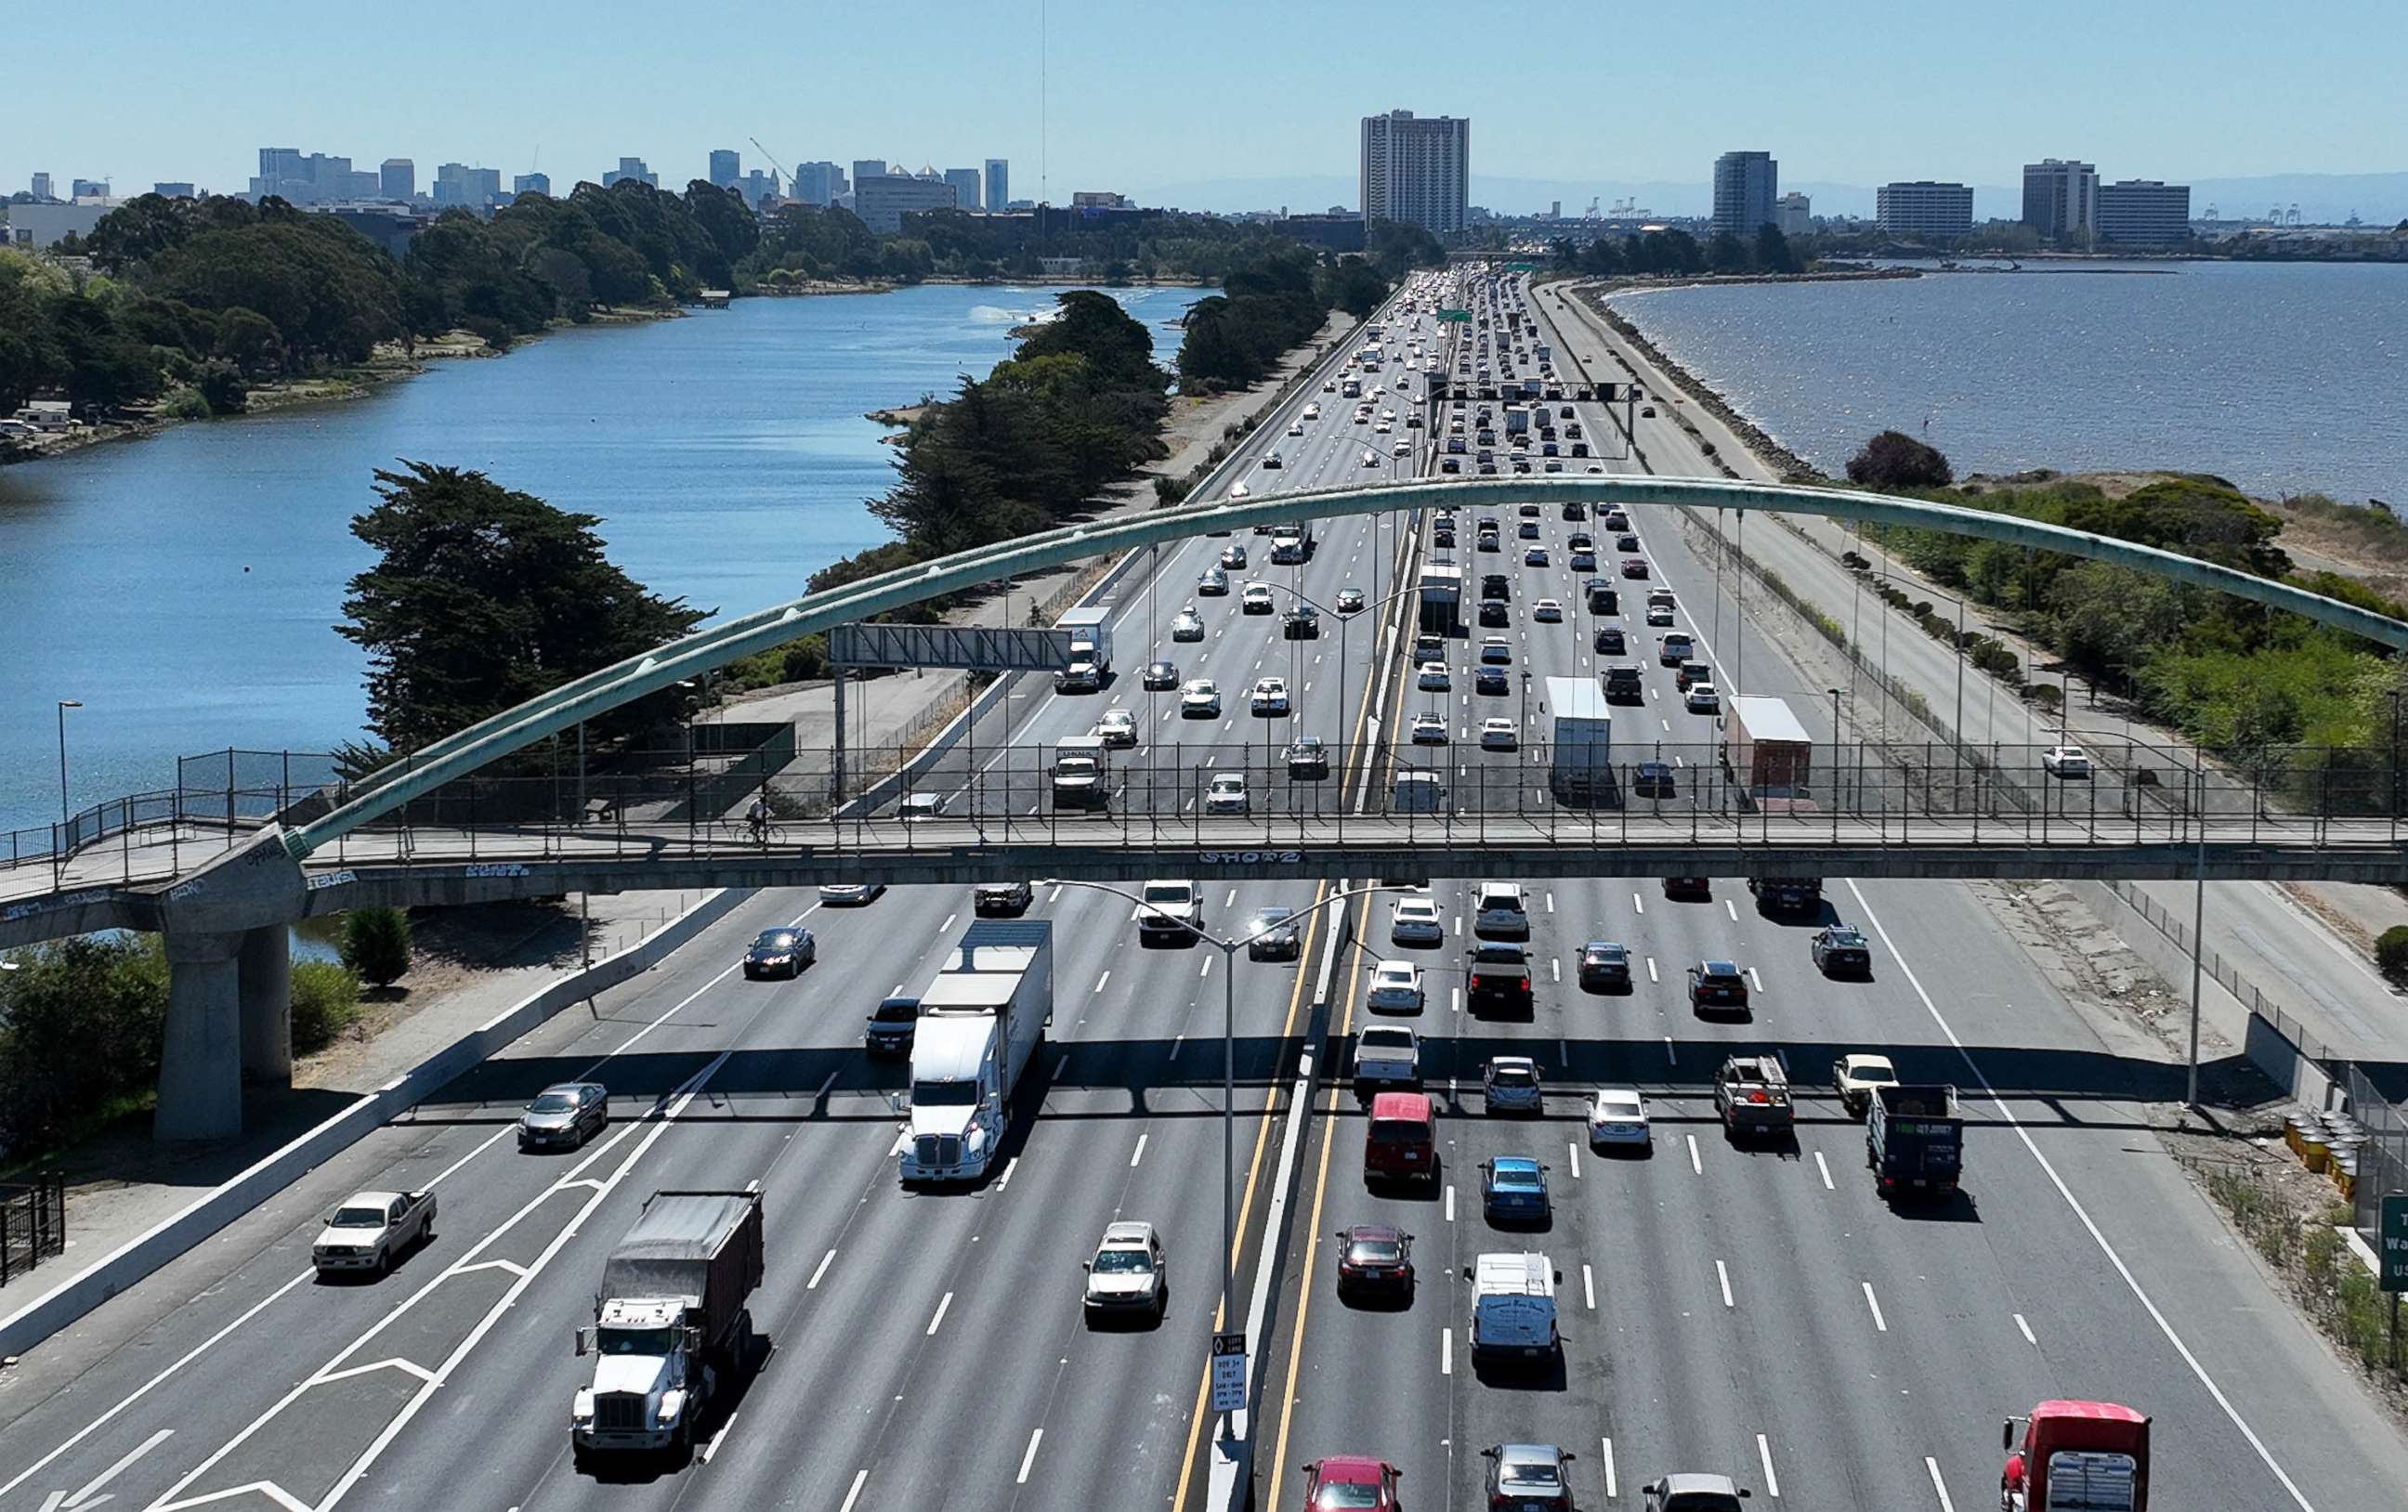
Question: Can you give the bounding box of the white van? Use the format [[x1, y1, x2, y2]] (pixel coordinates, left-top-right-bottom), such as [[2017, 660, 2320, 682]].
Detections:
[[1393, 769, 1448, 814], [1469, 1251, 1559, 1367]]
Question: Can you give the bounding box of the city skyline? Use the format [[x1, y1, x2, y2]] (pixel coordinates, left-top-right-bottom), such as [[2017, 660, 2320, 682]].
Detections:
[[4, 0, 2398, 214]]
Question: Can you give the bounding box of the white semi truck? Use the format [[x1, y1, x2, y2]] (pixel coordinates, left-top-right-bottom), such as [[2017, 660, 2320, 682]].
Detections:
[[571, 1189, 764, 1466], [899, 919, 1054, 1184]]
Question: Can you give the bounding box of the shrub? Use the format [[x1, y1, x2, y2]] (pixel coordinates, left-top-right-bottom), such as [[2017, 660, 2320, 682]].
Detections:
[[2376, 925, 2408, 985], [290, 960, 363, 1053], [341, 906, 413, 988], [159, 386, 212, 421], [1846, 429, 1954, 489]]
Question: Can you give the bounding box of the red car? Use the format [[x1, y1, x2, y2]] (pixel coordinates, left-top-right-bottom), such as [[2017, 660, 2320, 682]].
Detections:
[[1333, 1223, 1416, 1297], [1302, 1455, 1404, 1510], [1619, 556, 1650, 579]]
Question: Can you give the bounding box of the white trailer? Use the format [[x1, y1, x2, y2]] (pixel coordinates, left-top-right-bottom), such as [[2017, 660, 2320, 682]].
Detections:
[[899, 920, 1054, 1183], [1545, 676, 1613, 805], [1055, 606, 1114, 691]]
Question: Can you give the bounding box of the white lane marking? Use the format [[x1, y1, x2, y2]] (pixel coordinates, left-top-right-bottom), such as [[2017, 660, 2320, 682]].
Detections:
[[1748, 967, 1765, 995], [1568, 1141, 1582, 1179], [46, 1427, 172, 1511], [700, 1405, 742, 1463], [1551, 958, 1562, 984], [1016, 1427, 1045, 1485], [1049, 884, 1065, 903], [1452, 986, 1463, 1014], [1582, 1263, 1597, 1310], [1664, 1036, 1677, 1065], [1685, 1133, 1702, 1175], [1445, 1184, 1457, 1222], [996, 1155, 1021, 1192], [1054, 1052, 1070, 1078], [1926, 1456, 1956, 1512], [1093, 970, 1111, 994], [1171, 1034, 1184, 1062], [1845, 879, 2318, 1512], [1440, 1324, 1453, 1375], [1224, 888, 1238, 906], [2015, 1312, 2037, 1346], [1545, 891, 1556, 913], [839, 1468, 870, 1512], [1863, 1282, 1889, 1332], [1130, 1133, 1150, 1168], [1758, 1435, 1781, 1498], [938, 913, 956, 936], [926, 1290, 955, 1336], [1814, 1151, 1835, 1191], [1716, 1259, 1734, 1309], [808, 1248, 837, 1290], [1199, 957, 1213, 980], [1725, 898, 1738, 921], [1646, 957, 1658, 983], [1603, 1437, 1618, 1500], [1632, 892, 1645, 915]]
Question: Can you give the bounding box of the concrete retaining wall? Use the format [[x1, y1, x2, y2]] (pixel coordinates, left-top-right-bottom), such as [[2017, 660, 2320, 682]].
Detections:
[[0, 885, 752, 1358]]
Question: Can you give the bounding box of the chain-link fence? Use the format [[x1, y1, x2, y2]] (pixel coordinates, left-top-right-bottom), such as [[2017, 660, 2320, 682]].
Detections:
[[4, 749, 344, 879], [2346, 1065, 2408, 1246]]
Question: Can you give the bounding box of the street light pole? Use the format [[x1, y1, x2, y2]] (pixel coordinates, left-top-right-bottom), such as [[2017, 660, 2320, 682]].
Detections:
[[56, 700, 82, 834]]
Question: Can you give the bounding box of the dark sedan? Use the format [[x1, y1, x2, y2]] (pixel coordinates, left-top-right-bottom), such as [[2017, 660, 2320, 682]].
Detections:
[[1286, 736, 1331, 780], [1593, 626, 1626, 656], [742, 927, 818, 979], [1333, 1223, 1416, 1297], [1813, 925, 1874, 978], [1475, 665, 1511, 696], [1578, 940, 1632, 993], [1688, 958, 1751, 1013], [1248, 906, 1304, 961], [1632, 761, 1678, 799], [1142, 659, 1180, 691]]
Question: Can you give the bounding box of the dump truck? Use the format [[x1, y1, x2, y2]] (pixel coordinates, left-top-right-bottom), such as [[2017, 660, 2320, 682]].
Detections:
[[1051, 733, 1112, 811], [1054, 606, 1114, 691], [1726, 695, 1814, 808], [2002, 1400, 2149, 1511], [572, 1190, 765, 1464], [1866, 1083, 1962, 1200], [1713, 1054, 1794, 1138], [1545, 675, 1613, 805], [899, 920, 1053, 1184]]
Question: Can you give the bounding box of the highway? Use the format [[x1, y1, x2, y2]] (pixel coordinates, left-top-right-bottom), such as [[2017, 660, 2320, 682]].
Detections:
[[1248, 274, 2408, 1509], [3, 269, 2405, 1512], [0, 287, 1435, 1512]]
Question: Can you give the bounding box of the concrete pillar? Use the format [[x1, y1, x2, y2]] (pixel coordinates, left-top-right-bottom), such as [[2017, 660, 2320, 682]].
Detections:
[[239, 924, 292, 1086], [153, 931, 243, 1141]]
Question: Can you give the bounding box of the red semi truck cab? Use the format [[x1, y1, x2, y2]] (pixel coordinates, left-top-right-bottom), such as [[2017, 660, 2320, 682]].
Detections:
[[2001, 1400, 2149, 1511]]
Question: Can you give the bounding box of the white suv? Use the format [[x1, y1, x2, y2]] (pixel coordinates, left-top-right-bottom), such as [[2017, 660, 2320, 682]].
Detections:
[[1138, 880, 1203, 942], [1082, 1219, 1167, 1323], [1473, 882, 1529, 939]]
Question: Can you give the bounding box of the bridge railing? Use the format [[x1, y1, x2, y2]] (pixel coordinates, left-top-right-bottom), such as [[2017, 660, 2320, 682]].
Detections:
[[291, 735, 2403, 867], [2, 749, 343, 882]]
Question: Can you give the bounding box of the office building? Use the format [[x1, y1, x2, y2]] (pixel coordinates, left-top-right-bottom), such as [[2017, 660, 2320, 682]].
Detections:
[[1876, 180, 1975, 239], [380, 158, 414, 200], [29, 172, 53, 201], [790, 161, 845, 205], [738, 169, 779, 210], [606, 157, 658, 189], [5, 202, 111, 248], [2097, 179, 2192, 245], [2022, 158, 2098, 244], [433, 163, 504, 210], [853, 174, 956, 233], [513, 173, 551, 198], [943, 166, 982, 211], [152, 182, 197, 199], [1710, 150, 1778, 237], [1358, 110, 1469, 235], [1774, 191, 1813, 237], [1070, 190, 1129, 209], [708, 149, 740, 189], [985, 159, 1008, 217], [71, 177, 110, 199], [250, 150, 379, 204], [851, 159, 888, 189]]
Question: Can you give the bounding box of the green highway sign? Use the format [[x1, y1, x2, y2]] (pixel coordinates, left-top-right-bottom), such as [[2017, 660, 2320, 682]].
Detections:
[[1439, 308, 1472, 322], [2383, 1193, 2408, 1293]]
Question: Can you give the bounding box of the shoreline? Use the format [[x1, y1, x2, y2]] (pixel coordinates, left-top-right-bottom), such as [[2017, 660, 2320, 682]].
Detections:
[[1571, 282, 1826, 481]]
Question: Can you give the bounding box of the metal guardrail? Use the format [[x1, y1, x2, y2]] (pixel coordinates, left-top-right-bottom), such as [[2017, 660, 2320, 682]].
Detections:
[[4, 749, 342, 879], [0, 1172, 66, 1287]]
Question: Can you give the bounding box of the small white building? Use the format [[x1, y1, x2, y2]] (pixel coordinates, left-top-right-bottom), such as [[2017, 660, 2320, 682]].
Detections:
[[4, 200, 111, 249]]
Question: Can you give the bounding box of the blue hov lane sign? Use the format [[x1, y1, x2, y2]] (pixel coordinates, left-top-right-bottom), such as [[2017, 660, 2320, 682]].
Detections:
[[1210, 1331, 1247, 1412], [2382, 1194, 2408, 1294]]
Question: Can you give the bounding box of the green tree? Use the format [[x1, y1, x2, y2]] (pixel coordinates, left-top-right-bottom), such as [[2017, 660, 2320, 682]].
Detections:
[[338, 463, 711, 751], [0, 934, 168, 1151], [340, 906, 413, 989], [290, 959, 363, 1051], [1703, 230, 1752, 273], [1755, 224, 1799, 274], [212, 306, 285, 377], [1846, 429, 1955, 489], [2378, 926, 2408, 985]]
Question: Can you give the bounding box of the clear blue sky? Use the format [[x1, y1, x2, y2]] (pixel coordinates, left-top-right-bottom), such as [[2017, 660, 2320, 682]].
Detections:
[[9, 0, 2400, 206]]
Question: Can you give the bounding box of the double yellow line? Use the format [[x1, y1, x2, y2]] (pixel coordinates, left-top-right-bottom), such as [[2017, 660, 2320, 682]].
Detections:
[[1170, 429, 1430, 1511]]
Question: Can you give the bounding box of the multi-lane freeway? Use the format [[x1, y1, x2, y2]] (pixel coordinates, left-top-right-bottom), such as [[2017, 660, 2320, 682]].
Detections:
[[3, 270, 2405, 1512]]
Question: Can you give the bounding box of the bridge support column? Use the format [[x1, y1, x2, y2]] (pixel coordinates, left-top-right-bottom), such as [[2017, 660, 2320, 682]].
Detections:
[[239, 924, 292, 1087], [153, 931, 243, 1141]]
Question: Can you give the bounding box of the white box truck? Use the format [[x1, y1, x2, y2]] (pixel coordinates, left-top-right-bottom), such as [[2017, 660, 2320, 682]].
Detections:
[[1051, 733, 1112, 810], [572, 1189, 764, 1465], [1545, 675, 1613, 805], [1055, 606, 1114, 692], [899, 920, 1054, 1184]]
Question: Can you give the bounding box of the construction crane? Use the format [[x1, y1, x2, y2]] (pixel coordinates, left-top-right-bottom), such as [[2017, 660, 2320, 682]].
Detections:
[[749, 137, 792, 191], [1585, 196, 1601, 219]]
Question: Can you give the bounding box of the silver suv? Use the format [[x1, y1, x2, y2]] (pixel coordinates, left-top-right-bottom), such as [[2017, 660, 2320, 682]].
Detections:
[[1082, 1219, 1168, 1323]]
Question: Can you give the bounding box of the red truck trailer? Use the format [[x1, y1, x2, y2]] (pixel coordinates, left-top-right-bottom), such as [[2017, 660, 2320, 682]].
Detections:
[[2001, 1400, 2149, 1511]]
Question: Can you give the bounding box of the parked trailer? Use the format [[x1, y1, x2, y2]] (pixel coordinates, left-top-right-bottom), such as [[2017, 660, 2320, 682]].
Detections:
[[573, 1190, 765, 1464], [900, 921, 1054, 1183]]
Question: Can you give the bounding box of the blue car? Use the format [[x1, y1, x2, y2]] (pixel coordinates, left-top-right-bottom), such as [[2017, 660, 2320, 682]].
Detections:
[[1480, 1155, 1551, 1225]]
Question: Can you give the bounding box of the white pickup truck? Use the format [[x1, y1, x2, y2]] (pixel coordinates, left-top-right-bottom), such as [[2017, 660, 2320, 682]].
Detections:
[[312, 1189, 436, 1277]]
